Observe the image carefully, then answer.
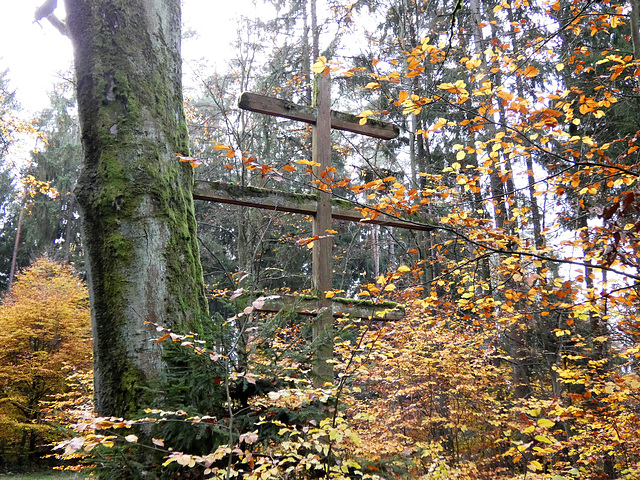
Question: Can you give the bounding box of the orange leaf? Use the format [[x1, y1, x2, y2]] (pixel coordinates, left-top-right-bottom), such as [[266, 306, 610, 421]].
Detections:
[[157, 333, 170, 343]]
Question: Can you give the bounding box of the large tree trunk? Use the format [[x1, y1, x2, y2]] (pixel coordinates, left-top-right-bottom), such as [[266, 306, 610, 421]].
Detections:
[[64, 0, 208, 417]]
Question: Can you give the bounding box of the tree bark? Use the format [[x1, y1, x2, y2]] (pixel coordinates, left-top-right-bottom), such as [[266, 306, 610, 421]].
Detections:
[[64, 0, 208, 417], [631, 0, 640, 60], [310, 0, 319, 60], [302, 0, 312, 105], [8, 192, 26, 290], [62, 194, 75, 263]]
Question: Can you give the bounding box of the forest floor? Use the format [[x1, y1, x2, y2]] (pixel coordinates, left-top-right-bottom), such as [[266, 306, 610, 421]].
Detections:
[[0, 473, 83, 480]]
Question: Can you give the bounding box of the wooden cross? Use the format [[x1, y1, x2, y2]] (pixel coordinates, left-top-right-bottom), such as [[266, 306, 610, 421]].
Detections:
[[195, 72, 430, 385], [237, 74, 401, 314]]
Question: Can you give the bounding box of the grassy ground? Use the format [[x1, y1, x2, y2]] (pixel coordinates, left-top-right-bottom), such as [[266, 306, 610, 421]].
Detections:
[[0, 473, 84, 480]]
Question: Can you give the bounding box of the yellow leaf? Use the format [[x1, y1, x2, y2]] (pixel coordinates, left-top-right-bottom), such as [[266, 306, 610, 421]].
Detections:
[[397, 265, 411, 273], [537, 418, 555, 428], [517, 441, 532, 452], [307, 241, 314, 249], [358, 291, 371, 297], [162, 457, 177, 467], [311, 56, 327, 73], [296, 159, 321, 166], [534, 434, 553, 444], [529, 460, 542, 471], [523, 66, 539, 78], [611, 15, 621, 28], [325, 291, 335, 299], [125, 434, 138, 443], [384, 284, 396, 291], [556, 63, 564, 71], [496, 90, 514, 101], [456, 150, 466, 161]]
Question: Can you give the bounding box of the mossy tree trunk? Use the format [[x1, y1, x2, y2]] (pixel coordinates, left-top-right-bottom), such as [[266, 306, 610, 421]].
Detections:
[[64, 0, 208, 417]]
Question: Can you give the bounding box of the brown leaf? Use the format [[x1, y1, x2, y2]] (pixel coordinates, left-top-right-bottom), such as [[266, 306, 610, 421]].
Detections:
[[622, 193, 635, 214], [603, 202, 619, 220]]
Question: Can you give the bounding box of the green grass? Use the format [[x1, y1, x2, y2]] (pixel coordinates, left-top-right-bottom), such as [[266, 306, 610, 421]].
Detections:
[[0, 472, 84, 480]]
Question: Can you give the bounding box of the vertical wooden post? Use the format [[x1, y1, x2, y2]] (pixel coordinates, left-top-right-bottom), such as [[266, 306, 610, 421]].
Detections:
[[312, 71, 333, 385]]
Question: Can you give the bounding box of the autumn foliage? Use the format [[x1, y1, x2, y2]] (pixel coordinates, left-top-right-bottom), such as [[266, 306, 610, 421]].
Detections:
[[0, 258, 91, 466], [10, 0, 640, 479]]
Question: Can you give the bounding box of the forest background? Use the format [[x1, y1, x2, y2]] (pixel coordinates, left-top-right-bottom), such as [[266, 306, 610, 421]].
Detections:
[[1, 0, 640, 479]]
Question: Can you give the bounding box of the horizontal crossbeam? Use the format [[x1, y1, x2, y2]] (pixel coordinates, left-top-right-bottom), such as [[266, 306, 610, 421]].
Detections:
[[252, 294, 405, 321], [238, 92, 400, 140], [193, 180, 434, 231]]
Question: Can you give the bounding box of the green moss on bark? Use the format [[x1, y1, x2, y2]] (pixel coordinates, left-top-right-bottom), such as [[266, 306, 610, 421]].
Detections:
[[68, 0, 208, 417]]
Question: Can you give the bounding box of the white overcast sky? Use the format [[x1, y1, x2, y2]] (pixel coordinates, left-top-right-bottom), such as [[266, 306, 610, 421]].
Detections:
[[0, 0, 267, 114]]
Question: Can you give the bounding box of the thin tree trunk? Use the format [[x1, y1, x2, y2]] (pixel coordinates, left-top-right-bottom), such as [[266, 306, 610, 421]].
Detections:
[[62, 194, 75, 263], [371, 225, 380, 277], [631, 0, 640, 60], [237, 208, 252, 288], [311, 0, 319, 60], [302, 0, 312, 104], [388, 232, 396, 269], [8, 192, 26, 290], [470, 0, 531, 398]]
